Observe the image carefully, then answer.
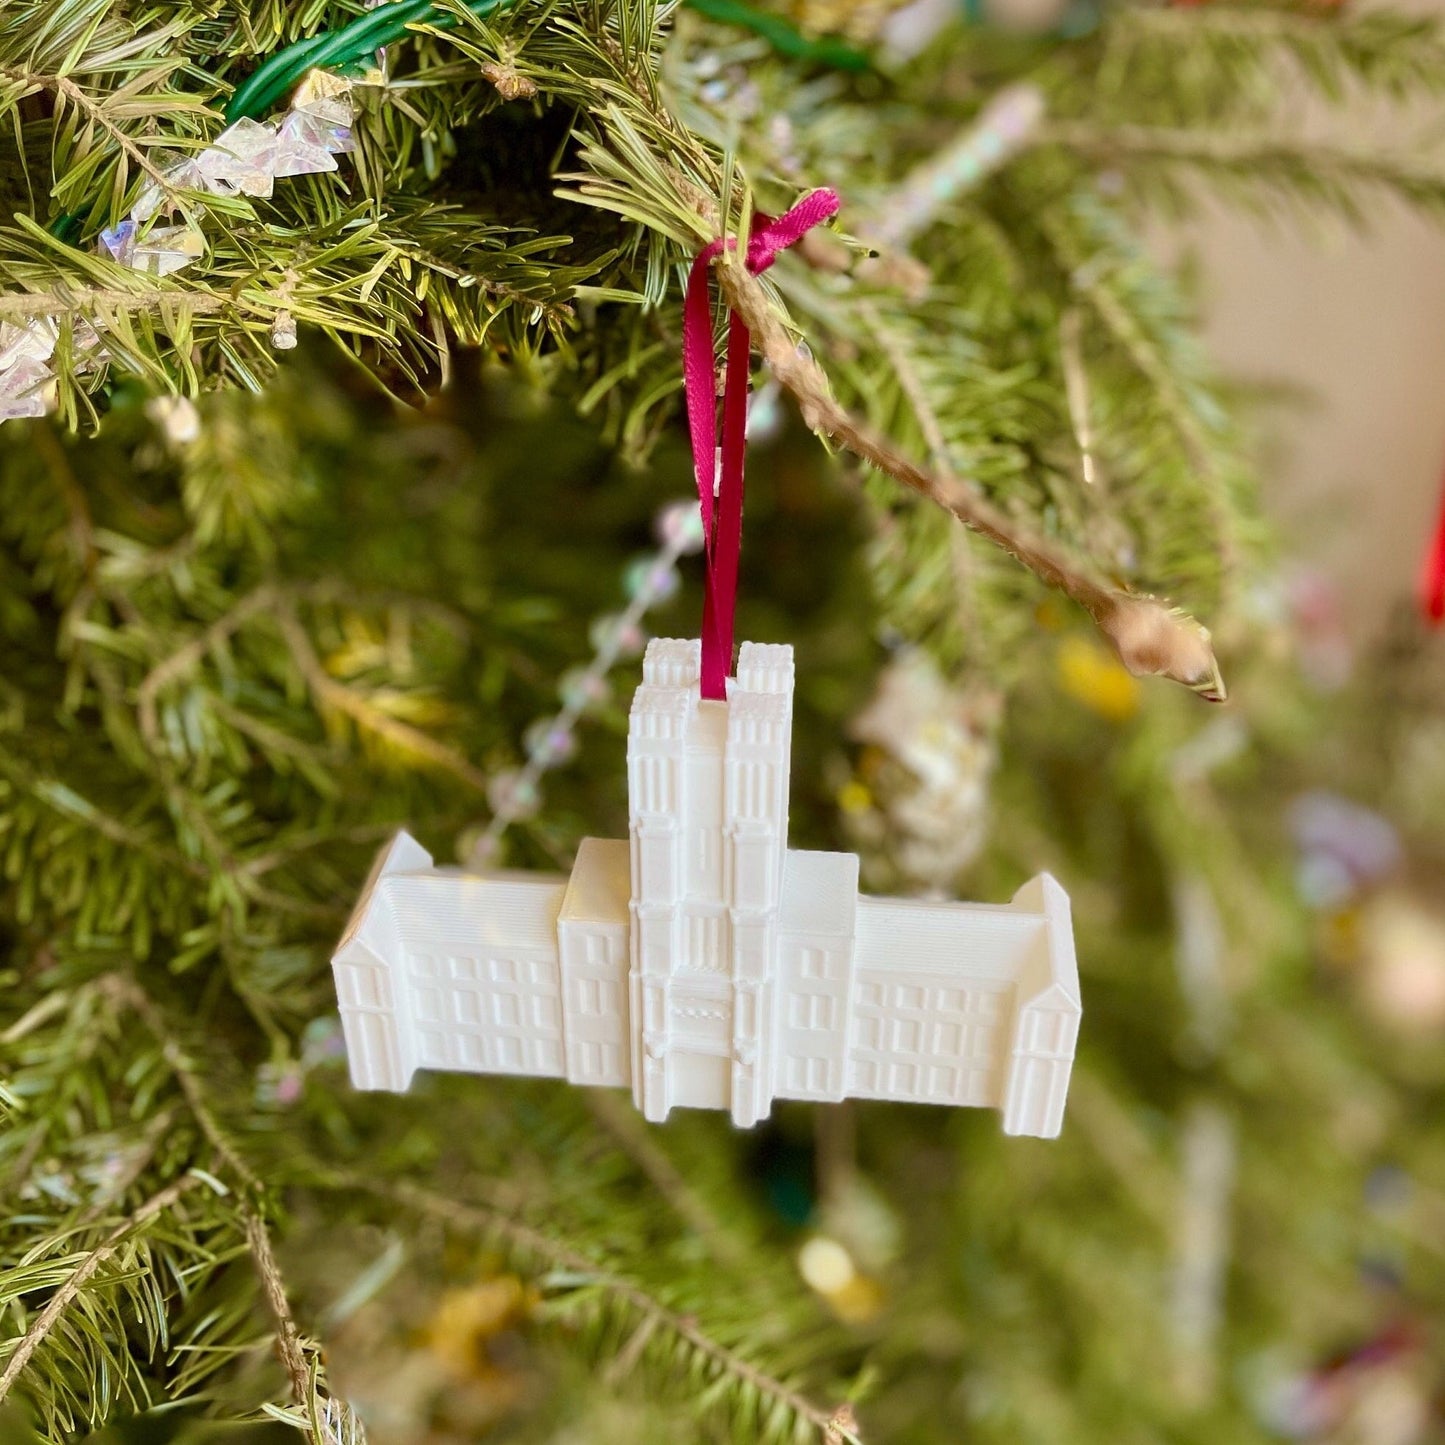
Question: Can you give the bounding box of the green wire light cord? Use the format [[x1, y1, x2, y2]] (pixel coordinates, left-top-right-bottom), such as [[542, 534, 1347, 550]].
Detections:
[[228, 0, 868, 121], [50, 0, 867, 241]]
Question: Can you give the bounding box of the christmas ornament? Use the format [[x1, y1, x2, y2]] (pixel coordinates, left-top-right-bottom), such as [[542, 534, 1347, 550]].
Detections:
[[1056, 632, 1142, 720], [1289, 791, 1400, 911], [333, 637, 1079, 1134], [1355, 890, 1445, 1038], [332, 192, 1080, 1137], [843, 648, 998, 893], [0, 319, 59, 422], [119, 73, 356, 271], [1419, 460, 1445, 626]]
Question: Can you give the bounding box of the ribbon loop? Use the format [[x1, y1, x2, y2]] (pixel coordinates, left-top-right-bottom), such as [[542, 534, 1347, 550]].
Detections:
[[683, 188, 841, 698]]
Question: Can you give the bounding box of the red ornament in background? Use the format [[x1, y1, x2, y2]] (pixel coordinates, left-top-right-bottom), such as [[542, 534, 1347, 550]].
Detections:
[[1420, 468, 1445, 626]]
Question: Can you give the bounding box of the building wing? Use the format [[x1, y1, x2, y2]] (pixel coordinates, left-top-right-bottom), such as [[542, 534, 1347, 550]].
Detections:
[[848, 877, 1079, 1136], [333, 832, 570, 1089]]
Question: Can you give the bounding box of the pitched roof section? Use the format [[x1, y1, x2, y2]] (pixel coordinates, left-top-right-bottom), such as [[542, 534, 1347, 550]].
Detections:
[[380, 869, 567, 956], [559, 837, 630, 926], [855, 895, 1041, 980]]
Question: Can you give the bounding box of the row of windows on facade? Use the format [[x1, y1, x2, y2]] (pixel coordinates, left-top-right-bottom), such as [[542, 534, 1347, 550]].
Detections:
[[382, 954, 1018, 1014], [628, 757, 779, 821], [395, 977, 1006, 1064], [404, 1029, 994, 1108], [345, 952, 1017, 1066]]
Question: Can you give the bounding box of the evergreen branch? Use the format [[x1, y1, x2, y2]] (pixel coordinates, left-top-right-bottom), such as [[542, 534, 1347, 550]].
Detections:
[[0, 752, 206, 882], [275, 604, 494, 795], [74, 1107, 178, 1228], [1114, 5, 1445, 100], [859, 301, 956, 479], [853, 300, 990, 653], [47, 71, 182, 193], [583, 1091, 747, 1268], [0, 1171, 207, 1405], [31, 423, 97, 576], [715, 257, 1226, 700], [106, 975, 264, 1195], [137, 581, 282, 745], [91, 981, 335, 1424], [1042, 122, 1445, 214], [326, 1172, 863, 1444], [1037, 207, 1215, 472]]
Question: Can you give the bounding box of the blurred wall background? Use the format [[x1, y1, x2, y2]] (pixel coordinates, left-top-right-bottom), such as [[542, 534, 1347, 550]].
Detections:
[[1182, 19, 1445, 639]]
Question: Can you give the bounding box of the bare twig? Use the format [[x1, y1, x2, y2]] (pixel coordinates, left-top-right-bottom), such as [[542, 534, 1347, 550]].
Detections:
[[0, 288, 229, 323], [244, 1208, 315, 1417], [715, 255, 1225, 699], [0, 1173, 205, 1403]]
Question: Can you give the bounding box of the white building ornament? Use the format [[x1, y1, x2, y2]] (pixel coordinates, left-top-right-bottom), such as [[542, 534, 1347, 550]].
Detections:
[[332, 640, 1081, 1137]]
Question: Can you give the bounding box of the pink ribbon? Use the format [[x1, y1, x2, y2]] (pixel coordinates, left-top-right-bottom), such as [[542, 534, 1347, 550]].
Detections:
[[683, 188, 841, 699]]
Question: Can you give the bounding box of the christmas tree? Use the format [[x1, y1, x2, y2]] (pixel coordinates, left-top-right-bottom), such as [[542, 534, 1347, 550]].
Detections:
[[4, 1, 1445, 1441]]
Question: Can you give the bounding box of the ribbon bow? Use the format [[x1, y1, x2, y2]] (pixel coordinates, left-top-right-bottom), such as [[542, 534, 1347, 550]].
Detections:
[[683, 188, 841, 699]]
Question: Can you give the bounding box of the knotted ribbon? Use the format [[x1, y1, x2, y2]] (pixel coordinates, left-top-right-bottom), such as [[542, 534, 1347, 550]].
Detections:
[[683, 188, 841, 699]]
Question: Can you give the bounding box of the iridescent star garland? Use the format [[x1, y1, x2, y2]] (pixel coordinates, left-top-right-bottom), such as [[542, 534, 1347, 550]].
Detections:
[[0, 0, 873, 427], [0, 70, 357, 424], [469, 496, 706, 865]]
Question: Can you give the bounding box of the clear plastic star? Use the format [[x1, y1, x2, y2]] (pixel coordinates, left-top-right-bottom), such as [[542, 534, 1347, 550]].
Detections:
[[0, 356, 56, 422], [132, 153, 209, 224], [0, 317, 59, 371], [196, 117, 279, 198], [99, 219, 137, 266], [131, 224, 206, 277]]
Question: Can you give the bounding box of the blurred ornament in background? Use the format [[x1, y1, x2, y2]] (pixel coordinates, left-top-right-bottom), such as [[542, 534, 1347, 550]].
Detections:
[[844, 649, 998, 893], [254, 1014, 347, 1108], [1289, 792, 1401, 911], [1355, 891, 1445, 1038], [785, 0, 917, 43], [1251, 1318, 1432, 1445], [326, 1265, 539, 1444], [1055, 633, 1141, 722], [797, 1234, 886, 1323], [980, 0, 1072, 32], [423, 1276, 535, 1384], [144, 394, 202, 448], [879, 0, 1095, 58], [1287, 570, 1354, 692]]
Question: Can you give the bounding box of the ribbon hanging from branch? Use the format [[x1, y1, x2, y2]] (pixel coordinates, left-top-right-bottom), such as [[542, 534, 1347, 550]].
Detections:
[[682, 188, 841, 699]]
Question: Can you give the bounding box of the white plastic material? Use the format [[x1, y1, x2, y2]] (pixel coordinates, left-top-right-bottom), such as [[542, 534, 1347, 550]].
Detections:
[[332, 639, 1081, 1137]]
